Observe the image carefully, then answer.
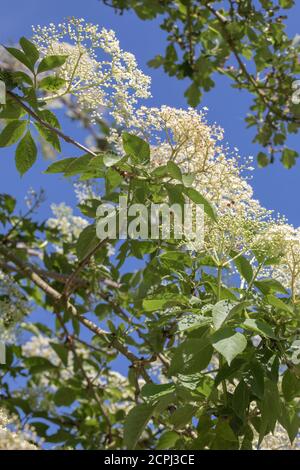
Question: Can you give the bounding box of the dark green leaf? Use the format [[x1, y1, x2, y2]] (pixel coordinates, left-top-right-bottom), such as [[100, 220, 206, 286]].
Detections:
[[15, 130, 37, 175]]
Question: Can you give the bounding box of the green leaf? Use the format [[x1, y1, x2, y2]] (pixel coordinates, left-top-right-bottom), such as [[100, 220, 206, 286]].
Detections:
[[4, 47, 34, 72], [247, 361, 265, 399], [232, 380, 249, 419], [105, 168, 123, 193], [124, 404, 155, 449], [178, 314, 211, 332], [167, 161, 182, 181], [212, 300, 237, 330], [38, 76, 66, 92], [19, 37, 39, 66], [211, 420, 239, 450], [122, 132, 150, 164], [169, 338, 213, 375], [141, 383, 175, 400], [281, 148, 298, 169], [183, 187, 217, 222], [103, 152, 123, 167], [184, 82, 201, 107], [37, 109, 61, 129], [76, 225, 99, 260], [15, 130, 37, 176], [0, 120, 26, 147], [257, 152, 269, 168], [282, 369, 300, 402], [45, 157, 76, 174], [259, 380, 280, 444], [242, 318, 276, 339], [211, 328, 247, 365], [231, 251, 253, 284], [279, 0, 294, 9], [54, 387, 77, 406], [143, 298, 167, 312], [265, 294, 293, 314], [35, 122, 61, 152], [37, 55, 68, 74], [169, 404, 196, 428], [50, 342, 69, 367], [0, 99, 25, 120], [254, 278, 287, 295], [63, 155, 93, 177], [156, 431, 179, 450]]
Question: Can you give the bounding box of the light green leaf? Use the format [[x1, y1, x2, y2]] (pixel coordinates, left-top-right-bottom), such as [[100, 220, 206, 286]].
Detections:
[[0, 120, 26, 147], [242, 318, 276, 339], [231, 251, 253, 284], [211, 328, 247, 365], [143, 298, 167, 312], [45, 157, 76, 174], [254, 278, 287, 295], [183, 186, 217, 222], [178, 314, 211, 332], [103, 152, 123, 167], [38, 76, 66, 92], [19, 37, 39, 66], [212, 300, 237, 330], [266, 294, 293, 314], [37, 55, 68, 74], [4, 47, 34, 72], [122, 132, 150, 164], [167, 161, 182, 181]]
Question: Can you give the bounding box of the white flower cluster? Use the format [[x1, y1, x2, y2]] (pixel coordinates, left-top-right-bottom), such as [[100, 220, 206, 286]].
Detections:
[[29, 19, 300, 295], [0, 408, 39, 450], [47, 202, 88, 243], [267, 225, 300, 299], [73, 181, 100, 204], [110, 105, 279, 260], [32, 18, 151, 123]]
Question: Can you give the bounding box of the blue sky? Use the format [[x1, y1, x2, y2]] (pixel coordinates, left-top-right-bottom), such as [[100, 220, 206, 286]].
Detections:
[[0, 0, 300, 226]]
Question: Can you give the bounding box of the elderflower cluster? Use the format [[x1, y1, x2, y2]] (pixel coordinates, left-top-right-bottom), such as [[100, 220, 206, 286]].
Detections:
[[267, 225, 300, 298], [110, 105, 278, 261], [73, 181, 100, 204], [0, 408, 39, 450], [32, 18, 151, 123], [47, 202, 88, 243]]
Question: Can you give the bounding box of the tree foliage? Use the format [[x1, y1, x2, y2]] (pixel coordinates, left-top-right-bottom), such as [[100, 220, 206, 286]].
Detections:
[[101, 0, 300, 167], [0, 19, 300, 451]]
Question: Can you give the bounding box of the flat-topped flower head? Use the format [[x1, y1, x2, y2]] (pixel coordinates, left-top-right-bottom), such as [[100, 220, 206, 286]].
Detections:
[[32, 18, 151, 123]]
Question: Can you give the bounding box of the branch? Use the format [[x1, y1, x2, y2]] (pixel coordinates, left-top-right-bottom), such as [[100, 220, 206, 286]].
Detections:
[[7, 91, 98, 157], [62, 238, 108, 297], [0, 243, 152, 383]]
